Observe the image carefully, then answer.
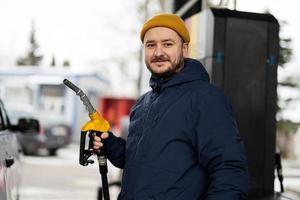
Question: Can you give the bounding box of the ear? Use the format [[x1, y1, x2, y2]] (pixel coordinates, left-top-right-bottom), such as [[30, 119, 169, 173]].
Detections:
[[182, 42, 189, 57]]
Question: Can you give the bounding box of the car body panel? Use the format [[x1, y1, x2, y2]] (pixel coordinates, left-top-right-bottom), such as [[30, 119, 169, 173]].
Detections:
[[0, 99, 22, 200]]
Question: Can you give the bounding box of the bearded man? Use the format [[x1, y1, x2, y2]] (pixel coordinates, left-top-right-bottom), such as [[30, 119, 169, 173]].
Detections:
[[93, 13, 249, 200]]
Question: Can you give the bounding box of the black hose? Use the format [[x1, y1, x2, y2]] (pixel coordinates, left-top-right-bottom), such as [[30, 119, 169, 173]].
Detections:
[[101, 172, 110, 200], [275, 152, 284, 193], [98, 153, 110, 200]]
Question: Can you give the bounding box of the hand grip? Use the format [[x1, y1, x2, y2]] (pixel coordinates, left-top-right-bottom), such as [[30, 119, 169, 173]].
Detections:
[[5, 156, 15, 168], [89, 131, 106, 157], [79, 130, 106, 166]]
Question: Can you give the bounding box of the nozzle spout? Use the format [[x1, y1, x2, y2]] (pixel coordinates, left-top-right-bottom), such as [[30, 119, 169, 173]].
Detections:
[[63, 78, 96, 115], [63, 79, 80, 93]]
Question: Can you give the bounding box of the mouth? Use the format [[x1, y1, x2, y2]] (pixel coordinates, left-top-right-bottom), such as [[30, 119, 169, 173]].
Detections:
[[152, 60, 169, 64]]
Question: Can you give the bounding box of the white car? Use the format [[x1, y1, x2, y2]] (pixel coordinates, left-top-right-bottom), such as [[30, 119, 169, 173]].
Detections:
[[0, 99, 37, 200], [0, 99, 39, 200]]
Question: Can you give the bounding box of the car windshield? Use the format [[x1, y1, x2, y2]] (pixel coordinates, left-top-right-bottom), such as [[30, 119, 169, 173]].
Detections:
[[6, 109, 33, 125]]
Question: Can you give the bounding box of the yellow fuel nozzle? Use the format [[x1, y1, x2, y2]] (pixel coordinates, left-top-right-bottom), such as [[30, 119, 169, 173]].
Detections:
[[81, 111, 110, 132], [63, 78, 111, 167]]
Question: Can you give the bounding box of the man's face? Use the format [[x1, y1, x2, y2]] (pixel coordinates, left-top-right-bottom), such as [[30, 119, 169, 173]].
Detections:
[[143, 27, 189, 78]]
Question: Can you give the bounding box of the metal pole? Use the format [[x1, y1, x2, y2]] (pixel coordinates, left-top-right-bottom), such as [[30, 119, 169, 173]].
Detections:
[[233, 0, 237, 10], [175, 0, 199, 16]]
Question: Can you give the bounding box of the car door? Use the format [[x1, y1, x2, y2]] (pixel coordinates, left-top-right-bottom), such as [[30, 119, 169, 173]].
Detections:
[[0, 100, 22, 200]]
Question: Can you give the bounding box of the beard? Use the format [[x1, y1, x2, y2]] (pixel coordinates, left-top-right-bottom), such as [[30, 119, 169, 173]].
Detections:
[[146, 54, 185, 79]]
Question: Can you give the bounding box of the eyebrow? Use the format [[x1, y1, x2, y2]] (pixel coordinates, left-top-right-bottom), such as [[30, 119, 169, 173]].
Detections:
[[145, 40, 155, 44], [145, 38, 175, 44], [162, 39, 175, 42]]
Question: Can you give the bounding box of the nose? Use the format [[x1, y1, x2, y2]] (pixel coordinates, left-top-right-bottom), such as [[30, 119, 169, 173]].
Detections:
[[154, 44, 164, 57]]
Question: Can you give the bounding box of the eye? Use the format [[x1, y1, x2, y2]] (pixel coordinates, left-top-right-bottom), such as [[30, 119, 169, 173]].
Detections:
[[163, 43, 173, 47], [146, 43, 155, 48]]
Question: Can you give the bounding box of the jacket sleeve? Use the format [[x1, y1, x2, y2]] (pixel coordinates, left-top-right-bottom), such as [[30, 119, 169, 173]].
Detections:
[[105, 131, 126, 169], [194, 90, 250, 199], [104, 94, 147, 169]]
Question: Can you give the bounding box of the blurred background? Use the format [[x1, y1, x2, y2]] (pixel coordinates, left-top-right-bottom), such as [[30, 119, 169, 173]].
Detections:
[[0, 0, 299, 200]]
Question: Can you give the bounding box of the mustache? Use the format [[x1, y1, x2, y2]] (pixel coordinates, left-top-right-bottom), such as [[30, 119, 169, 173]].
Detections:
[[151, 56, 170, 62]]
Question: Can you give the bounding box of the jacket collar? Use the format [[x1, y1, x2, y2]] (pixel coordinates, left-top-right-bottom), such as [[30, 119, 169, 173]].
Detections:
[[149, 58, 210, 93]]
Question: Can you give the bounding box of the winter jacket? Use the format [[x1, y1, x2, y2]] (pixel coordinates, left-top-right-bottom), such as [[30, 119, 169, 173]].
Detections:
[[105, 58, 249, 200]]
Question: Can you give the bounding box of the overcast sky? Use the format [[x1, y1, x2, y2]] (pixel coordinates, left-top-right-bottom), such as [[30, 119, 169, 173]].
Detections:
[[0, 0, 299, 73], [0, 0, 141, 67]]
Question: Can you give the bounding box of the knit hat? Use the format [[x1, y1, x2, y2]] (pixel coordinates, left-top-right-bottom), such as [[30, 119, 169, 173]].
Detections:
[[140, 13, 190, 43]]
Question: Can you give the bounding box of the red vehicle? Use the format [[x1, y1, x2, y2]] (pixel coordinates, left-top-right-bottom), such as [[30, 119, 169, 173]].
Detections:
[[99, 97, 135, 137]]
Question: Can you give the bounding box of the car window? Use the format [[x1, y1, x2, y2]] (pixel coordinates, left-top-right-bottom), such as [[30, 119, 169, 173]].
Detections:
[[6, 109, 32, 125], [0, 105, 3, 130], [0, 100, 8, 130]]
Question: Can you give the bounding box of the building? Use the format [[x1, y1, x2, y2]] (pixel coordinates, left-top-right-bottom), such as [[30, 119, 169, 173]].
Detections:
[[0, 66, 108, 142]]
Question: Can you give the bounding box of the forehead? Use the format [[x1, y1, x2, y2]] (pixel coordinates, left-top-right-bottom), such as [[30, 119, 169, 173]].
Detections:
[[144, 27, 181, 43]]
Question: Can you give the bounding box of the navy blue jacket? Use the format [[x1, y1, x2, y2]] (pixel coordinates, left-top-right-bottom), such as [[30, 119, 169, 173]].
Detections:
[[105, 58, 249, 199]]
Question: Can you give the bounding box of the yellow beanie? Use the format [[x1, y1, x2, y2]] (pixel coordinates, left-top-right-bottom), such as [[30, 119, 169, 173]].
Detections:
[[140, 13, 190, 43]]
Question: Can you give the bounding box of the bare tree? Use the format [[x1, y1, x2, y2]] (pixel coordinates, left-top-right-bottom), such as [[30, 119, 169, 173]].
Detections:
[[16, 21, 43, 66]]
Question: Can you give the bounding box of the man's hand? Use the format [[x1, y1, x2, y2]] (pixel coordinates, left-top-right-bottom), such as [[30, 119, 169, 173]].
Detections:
[[93, 132, 109, 150]]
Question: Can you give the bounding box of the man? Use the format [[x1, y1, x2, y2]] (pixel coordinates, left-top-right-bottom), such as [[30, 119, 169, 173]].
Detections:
[[93, 13, 249, 199]]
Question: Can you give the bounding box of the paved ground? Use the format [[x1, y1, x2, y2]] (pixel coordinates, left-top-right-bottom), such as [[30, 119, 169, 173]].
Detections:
[[19, 143, 300, 200], [275, 160, 300, 197], [20, 143, 121, 200]]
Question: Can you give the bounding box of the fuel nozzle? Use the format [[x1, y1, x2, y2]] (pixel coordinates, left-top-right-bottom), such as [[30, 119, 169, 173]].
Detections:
[[63, 79, 110, 166], [63, 78, 111, 200]]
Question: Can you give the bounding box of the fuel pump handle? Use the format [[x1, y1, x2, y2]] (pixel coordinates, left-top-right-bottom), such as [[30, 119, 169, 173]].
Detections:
[[63, 78, 111, 200], [63, 79, 110, 166]]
